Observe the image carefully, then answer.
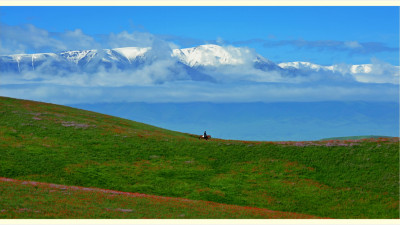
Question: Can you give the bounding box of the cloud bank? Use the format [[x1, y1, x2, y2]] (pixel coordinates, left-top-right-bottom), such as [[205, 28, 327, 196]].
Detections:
[[1, 82, 398, 105], [0, 23, 172, 55]]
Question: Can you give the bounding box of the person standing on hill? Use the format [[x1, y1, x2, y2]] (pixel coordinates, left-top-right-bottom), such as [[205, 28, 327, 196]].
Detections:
[[204, 131, 207, 140]]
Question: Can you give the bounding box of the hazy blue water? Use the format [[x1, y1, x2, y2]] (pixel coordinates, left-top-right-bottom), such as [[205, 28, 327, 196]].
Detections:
[[69, 101, 399, 141]]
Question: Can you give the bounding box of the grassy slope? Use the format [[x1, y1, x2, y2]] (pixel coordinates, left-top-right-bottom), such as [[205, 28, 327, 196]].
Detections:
[[0, 178, 321, 219], [0, 96, 398, 218]]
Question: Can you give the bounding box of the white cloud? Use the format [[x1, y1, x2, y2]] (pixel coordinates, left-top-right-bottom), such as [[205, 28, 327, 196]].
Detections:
[[0, 24, 177, 55], [0, 24, 65, 54], [1, 59, 188, 87], [347, 59, 399, 84], [0, 24, 102, 54], [58, 29, 100, 50]]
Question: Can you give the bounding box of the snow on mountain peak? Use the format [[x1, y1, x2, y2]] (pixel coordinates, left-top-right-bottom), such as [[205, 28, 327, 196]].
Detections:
[[112, 47, 150, 62], [57, 47, 151, 65], [60, 50, 97, 64], [172, 44, 254, 67]]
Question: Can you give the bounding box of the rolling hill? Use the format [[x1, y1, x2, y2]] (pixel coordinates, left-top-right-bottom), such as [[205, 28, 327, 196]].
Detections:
[[0, 96, 398, 218], [0, 177, 322, 219]]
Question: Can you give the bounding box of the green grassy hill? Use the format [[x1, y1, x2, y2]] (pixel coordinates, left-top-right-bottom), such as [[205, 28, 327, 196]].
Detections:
[[0, 177, 321, 219], [0, 96, 398, 218]]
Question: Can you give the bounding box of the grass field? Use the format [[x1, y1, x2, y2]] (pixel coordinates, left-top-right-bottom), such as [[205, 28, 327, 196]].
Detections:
[[0, 96, 398, 218], [0, 177, 322, 219]]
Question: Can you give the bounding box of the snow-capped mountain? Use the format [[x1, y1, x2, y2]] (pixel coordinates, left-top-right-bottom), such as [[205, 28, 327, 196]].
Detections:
[[172, 44, 251, 67], [0, 47, 152, 73], [0, 44, 277, 73], [1, 44, 398, 84]]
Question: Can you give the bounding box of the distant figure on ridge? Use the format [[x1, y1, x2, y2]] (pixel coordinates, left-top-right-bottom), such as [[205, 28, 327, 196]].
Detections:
[[199, 131, 210, 140]]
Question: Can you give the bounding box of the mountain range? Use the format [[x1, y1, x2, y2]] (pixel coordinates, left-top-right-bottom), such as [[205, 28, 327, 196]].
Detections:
[[1, 44, 398, 84]]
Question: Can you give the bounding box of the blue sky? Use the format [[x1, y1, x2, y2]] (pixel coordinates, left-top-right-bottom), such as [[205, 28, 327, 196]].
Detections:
[[0, 6, 399, 65]]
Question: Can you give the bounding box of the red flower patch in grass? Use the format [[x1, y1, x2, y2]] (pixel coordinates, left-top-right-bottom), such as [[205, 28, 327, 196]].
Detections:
[[110, 127, 127, 134]]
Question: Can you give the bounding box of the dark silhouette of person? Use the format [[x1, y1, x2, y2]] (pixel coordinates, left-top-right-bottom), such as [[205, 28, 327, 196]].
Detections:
[[204, 131, 208, 140]]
